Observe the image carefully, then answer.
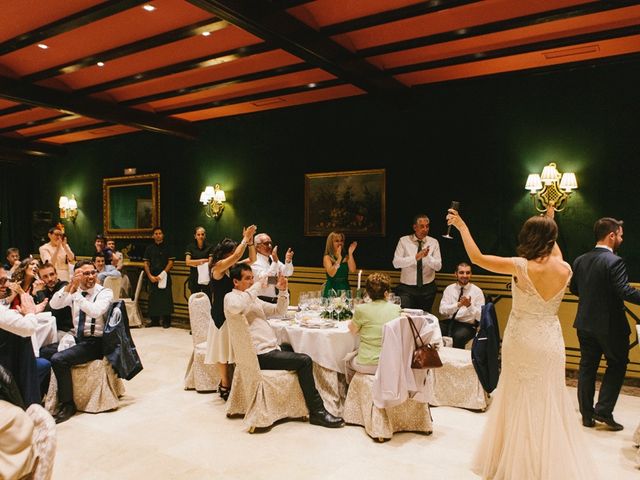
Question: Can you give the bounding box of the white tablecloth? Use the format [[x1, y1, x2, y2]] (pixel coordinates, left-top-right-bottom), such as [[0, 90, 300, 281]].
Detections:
[[269, 319, 358, 374], [31, 313, 58, 357]]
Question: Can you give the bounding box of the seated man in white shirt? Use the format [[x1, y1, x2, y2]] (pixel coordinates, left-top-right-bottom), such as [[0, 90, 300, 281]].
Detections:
[[251, 232, 294, 303], [438, 262, 485, 349], [224, 263, 343, 428], [94, 253, 121, 285], [49, 260, 114, 423]]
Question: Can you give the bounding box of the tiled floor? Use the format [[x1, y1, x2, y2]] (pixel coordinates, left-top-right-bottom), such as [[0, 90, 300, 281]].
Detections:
[[53, 328, 640, 479]]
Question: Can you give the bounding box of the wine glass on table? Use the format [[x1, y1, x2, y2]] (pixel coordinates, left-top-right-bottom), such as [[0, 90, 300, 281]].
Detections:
[[442, 201, 461, 239]]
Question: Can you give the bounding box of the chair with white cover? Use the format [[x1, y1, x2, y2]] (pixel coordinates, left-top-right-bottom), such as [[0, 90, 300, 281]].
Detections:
[[426, 346, 488, 411], [225, 313, 308, 432], [25, 404, 56, 480], [634, 423, 640, 466], [71, 358, 125, 412], [184, 292, 220, 392], [343, 315, 436, 441], [102, 276, 122, 301], [123, 271, 145, 327], [44, 358, 125, 414]]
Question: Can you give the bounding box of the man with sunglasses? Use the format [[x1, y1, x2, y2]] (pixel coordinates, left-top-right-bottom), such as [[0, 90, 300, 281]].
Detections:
[[251, 232, 294, 303], [49, 259, 113, 423]]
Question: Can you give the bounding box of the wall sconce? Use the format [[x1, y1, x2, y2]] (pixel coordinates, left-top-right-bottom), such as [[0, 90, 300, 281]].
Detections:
[[59, 194, 78, 222], [525, 162, 578, 213], [199, 183, 226, 219]]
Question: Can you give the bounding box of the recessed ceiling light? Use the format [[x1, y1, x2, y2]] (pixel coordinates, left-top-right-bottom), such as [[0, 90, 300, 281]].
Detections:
[[37, 43, 49, 49], [143, 4, 156, 11], [202, 31, 211, 37], [308, 83, 317, 88], [97, 61, 105, 67]]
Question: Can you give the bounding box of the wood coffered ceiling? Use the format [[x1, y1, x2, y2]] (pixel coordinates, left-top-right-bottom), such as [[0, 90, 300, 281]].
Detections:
[[1, 0, 640, 159]]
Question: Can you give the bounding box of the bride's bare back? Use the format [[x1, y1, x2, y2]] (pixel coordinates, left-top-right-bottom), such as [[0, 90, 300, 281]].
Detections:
[[526, 254, 571, 301]]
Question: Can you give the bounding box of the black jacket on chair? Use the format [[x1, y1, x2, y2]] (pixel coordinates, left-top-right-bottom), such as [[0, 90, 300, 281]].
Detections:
[[471, 303, 500, 394], [102, 300, 143, 380], [570, 247, 640, 336]]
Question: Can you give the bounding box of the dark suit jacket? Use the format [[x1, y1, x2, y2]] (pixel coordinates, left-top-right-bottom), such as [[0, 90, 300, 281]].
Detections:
[[570, 247, 640, 336], [472, 303, 501, 393]]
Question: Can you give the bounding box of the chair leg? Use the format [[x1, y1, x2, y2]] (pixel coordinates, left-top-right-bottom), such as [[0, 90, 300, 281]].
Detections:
[[376, 437, 387, 443], [248, 426, 255, 434]]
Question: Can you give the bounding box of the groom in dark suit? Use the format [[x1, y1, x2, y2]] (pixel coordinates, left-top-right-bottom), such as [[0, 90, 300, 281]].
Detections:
[[570, 217, 640, 431]]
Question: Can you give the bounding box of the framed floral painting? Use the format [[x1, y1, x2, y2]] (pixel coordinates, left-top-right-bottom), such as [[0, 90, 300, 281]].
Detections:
[[304, 169, 386, 236]]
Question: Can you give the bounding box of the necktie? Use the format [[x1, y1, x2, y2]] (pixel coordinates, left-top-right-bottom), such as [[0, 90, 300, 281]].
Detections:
[[77, 291, 89, 339], [451, 286, 465, 321], [416, 239, 423, 287]]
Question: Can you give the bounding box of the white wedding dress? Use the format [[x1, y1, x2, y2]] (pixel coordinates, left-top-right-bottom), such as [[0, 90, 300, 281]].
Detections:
[[472, 257, 597, 479]]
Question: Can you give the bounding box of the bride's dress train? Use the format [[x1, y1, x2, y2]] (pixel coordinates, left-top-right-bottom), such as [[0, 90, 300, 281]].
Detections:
[[471, 257, 597, 479]]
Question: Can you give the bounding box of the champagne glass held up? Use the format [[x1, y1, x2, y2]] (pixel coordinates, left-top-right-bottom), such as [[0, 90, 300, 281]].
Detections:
[[442, 201, 461, 239]]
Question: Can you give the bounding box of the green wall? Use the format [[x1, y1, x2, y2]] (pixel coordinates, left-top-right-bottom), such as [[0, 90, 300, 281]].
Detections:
[[20, 60, 640, 278]]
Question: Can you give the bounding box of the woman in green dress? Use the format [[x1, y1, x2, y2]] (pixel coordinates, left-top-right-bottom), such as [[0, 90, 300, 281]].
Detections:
[[322, 231, 357, 297]]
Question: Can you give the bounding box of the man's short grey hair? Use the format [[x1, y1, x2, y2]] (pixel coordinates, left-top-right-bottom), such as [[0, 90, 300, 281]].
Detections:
[[254, 233, 269, 245]]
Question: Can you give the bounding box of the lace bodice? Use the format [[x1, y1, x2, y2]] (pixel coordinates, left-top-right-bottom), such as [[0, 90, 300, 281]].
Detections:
[[511, 257, 571, 317]]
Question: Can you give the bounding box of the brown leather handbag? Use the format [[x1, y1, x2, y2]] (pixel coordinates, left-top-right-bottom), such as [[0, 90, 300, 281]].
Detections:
[[407, 316, 443, 369]]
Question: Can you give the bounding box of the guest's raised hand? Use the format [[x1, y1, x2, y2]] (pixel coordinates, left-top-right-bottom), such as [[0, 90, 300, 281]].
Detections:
[[17, 293, 37, 315], [35, 298, 48, 314], [276, 274, 288, 292], [285, 248, 294, 264], [32, 279, 45, 294], [348, 241, 357, 256], [335, 244, 343, 260], [446, 209, 466, 230], [243, 224, 257, 243], [271, 245, 279, 264]]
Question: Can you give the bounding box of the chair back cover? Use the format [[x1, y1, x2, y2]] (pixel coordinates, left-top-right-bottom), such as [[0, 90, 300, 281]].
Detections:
[[188, 293, 213, 347], [103, 276, 122, 301]]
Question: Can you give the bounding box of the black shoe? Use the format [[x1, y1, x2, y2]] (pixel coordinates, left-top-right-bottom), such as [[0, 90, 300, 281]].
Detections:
[[219, 384, 230, 402], [593, 413, 623, 431], [54, 402, 77, 424], [310, 409, 345, 428], [148, 321, 160, 327], [582, 416, 595, 428], [162, 323, 171, 329]]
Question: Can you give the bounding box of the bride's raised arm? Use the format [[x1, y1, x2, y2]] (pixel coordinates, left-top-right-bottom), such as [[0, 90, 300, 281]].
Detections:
[[446, 209, 516, 276]]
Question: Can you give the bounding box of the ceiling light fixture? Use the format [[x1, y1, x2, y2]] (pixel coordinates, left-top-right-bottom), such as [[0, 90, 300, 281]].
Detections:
[[143, 4, 156, 12], [37, 43, 49, 49], [97, 61, 105, 67], [202, 31, 211, 37]]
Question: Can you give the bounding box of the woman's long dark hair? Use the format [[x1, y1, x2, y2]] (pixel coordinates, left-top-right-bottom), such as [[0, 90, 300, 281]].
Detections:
[[516, 215, 558, 260], [211, 238, 237, 264], [12, 258, 38, 288]]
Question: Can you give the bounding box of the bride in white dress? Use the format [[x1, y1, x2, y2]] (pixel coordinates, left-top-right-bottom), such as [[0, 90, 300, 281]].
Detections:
[[446, 210, 597, 480]]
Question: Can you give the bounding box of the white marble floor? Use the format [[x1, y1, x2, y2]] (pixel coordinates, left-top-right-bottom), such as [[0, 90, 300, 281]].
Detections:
[[52, 328, 640, 479]]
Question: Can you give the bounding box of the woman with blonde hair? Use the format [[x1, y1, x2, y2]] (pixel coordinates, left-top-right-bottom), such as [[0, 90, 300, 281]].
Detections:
[[322, 231, 357, 297]]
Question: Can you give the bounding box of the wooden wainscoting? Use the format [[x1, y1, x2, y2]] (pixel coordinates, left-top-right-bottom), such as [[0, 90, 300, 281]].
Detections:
[[123, 261, 640, 379]]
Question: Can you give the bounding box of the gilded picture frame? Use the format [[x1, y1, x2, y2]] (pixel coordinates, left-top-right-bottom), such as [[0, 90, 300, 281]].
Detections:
[[103, 173, 160, 238], [304, 169, 386, 237]]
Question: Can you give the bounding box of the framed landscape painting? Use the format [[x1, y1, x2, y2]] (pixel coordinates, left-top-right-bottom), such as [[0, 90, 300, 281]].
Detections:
[[304, 169, 386, 236]]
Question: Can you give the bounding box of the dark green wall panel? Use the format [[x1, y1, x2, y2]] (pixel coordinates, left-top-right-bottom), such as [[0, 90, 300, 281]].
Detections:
[[26, 60, 640, 278]]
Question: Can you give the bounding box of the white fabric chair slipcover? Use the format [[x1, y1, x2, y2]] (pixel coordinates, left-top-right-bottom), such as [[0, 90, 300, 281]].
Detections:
[[123, 271, 145, 327], [184, 292, 220, 392], [427, 346, 488, 410], [634, 422, 640, 466], [225, 313, 308, 432], [25, 404, 57, 480], [103, 276, 122, 301], [343, 315, 434, 441], [45, 359, 125, 414]]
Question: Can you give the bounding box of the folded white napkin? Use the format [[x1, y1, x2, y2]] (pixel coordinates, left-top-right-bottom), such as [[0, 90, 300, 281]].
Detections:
[[158, 271, 168, 289], [197, 262, 210, 285]]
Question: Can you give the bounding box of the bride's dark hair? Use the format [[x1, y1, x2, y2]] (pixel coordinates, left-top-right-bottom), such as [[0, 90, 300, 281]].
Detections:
[[516, 215, 557, 260]]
